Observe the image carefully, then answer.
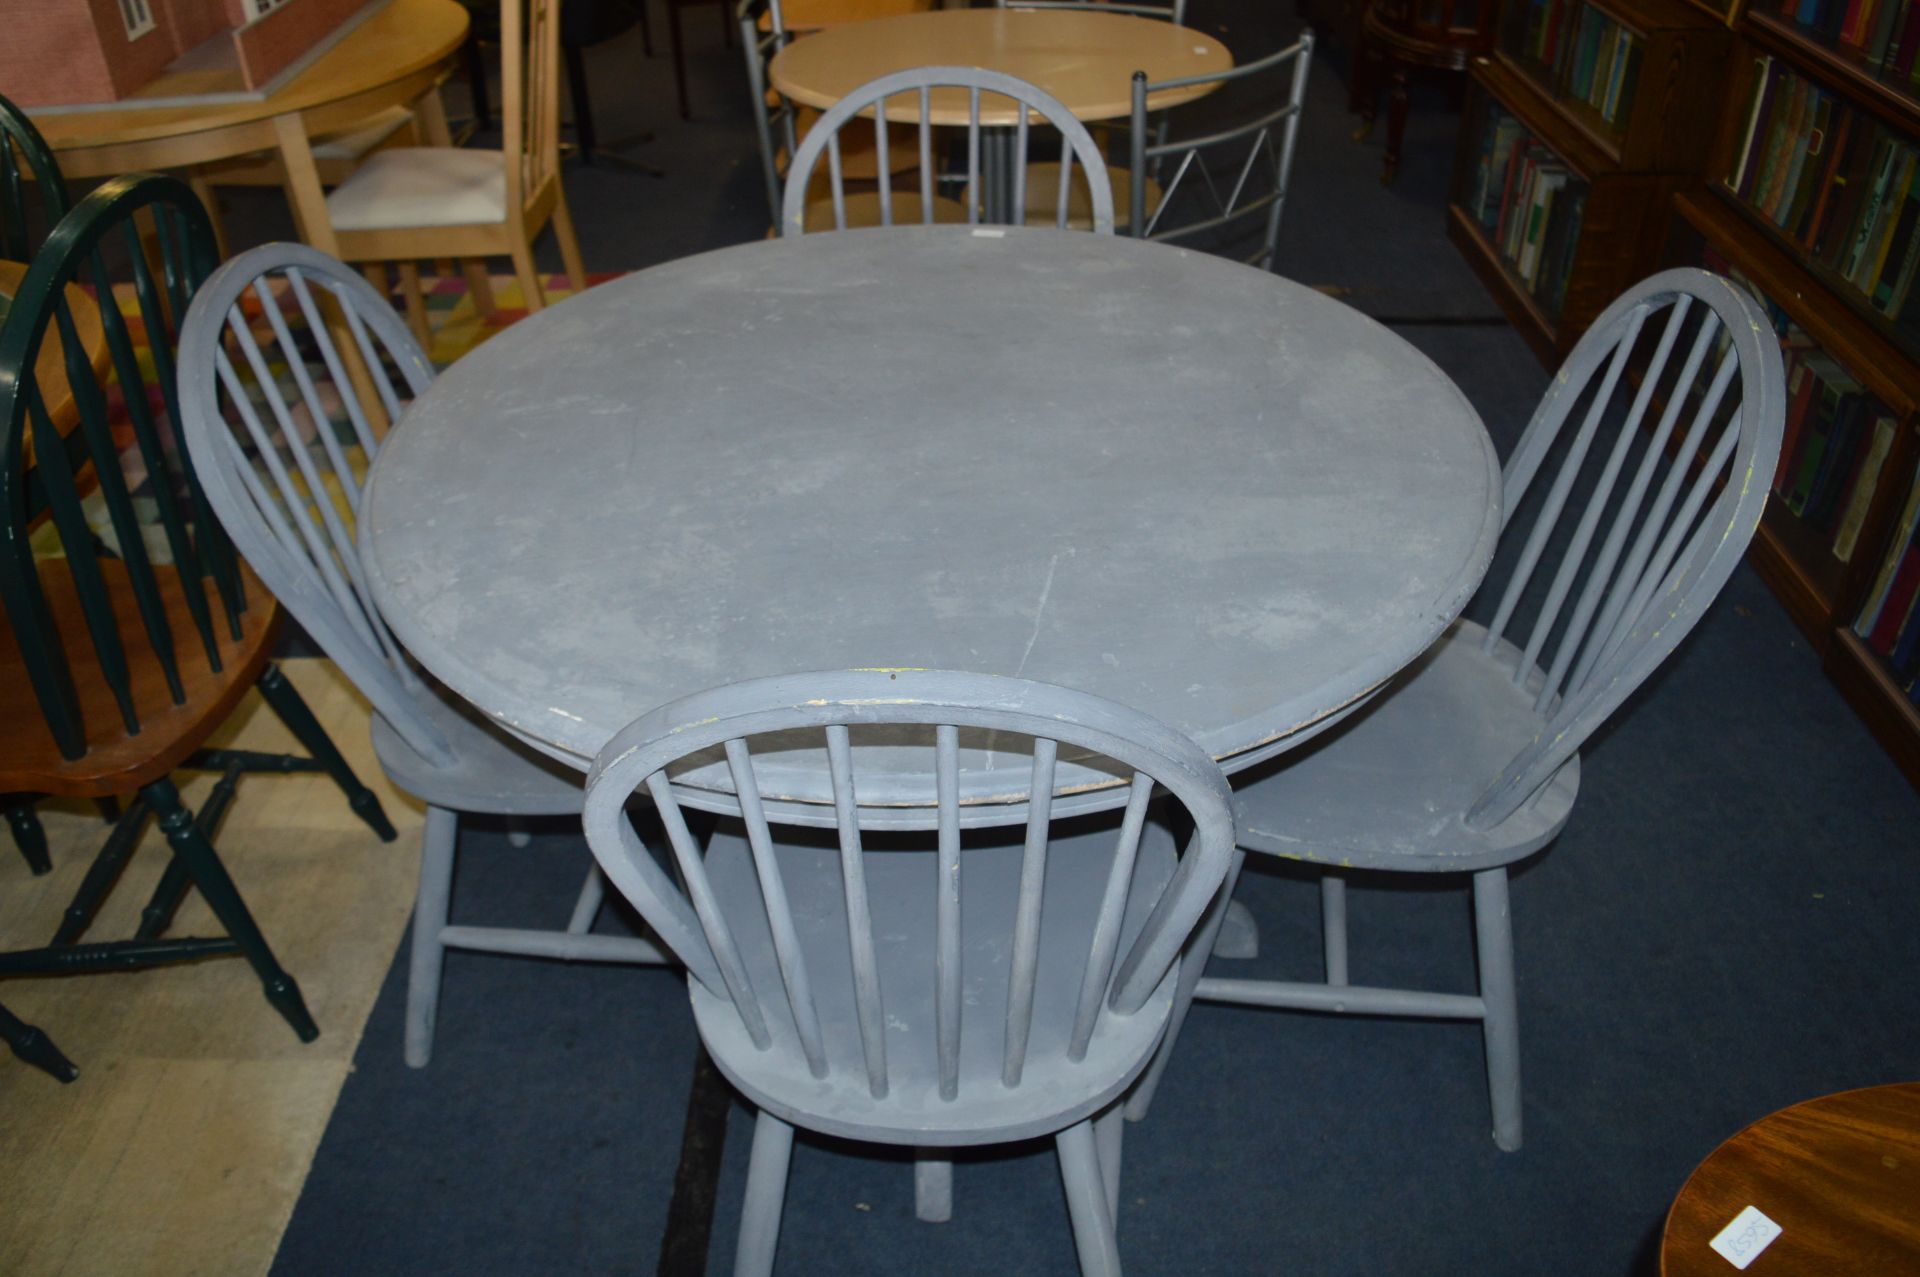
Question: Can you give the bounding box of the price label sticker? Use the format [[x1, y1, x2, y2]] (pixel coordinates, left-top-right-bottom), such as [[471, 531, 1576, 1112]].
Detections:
[[1709, 1205, 1782, 1270]]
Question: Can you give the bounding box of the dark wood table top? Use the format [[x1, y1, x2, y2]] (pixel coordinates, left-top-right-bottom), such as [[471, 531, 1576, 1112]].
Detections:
[[1662, 1082, 1920, 1275]]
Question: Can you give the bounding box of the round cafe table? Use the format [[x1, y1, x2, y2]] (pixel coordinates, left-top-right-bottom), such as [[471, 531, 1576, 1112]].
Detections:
[[360, 226, 1500, 816], [766, 7, 1232, 126], [29, 0, 468, 258]]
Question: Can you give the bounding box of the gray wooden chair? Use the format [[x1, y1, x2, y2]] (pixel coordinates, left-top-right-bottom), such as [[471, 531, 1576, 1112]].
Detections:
[[1129, 268, 1786, 1152], [175, 242, 669, 1070], [780, 66, 1115, 236], [581, 668, 1236, 1276], [1122, 31, 1314, 268]]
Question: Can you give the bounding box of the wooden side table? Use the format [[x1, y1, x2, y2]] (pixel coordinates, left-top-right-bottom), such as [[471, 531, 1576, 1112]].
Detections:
[[1662, 1083, 1920, 1275], [1350, 0, 1498, 183]]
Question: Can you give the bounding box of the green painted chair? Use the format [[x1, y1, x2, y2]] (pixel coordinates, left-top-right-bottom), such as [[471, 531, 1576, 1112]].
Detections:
[[0, 174, 394, 1082]]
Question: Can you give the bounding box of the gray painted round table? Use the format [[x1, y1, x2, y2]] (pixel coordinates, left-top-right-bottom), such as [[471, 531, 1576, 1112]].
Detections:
[[362, 225, 1501, 819]]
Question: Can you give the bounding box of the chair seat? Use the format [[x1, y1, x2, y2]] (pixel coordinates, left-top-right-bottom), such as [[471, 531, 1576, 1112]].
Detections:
[[0, 559, 278, 797], [326, 147, 506, 231], [370, 679, 582, 815], [693, 816, 1179, 1146], [1231, 620, 1581, 874], [312, 105, 415, 161], [1022, 161, 1158, 232]]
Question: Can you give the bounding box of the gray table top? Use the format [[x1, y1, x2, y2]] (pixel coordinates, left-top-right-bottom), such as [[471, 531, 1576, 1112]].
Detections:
[[362, 225, 1500, 811]]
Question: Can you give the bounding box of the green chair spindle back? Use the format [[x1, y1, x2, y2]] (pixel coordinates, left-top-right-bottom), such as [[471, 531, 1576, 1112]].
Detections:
[[0, 173, 240, 762], [0, 92, 68, 262]]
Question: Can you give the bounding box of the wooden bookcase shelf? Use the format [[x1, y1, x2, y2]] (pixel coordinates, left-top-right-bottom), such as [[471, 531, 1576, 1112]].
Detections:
[[1449, 2, 1730, 360], [1667, 188, 1920, 789]]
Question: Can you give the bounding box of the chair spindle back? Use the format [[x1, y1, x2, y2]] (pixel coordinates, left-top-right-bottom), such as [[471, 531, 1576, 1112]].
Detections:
[[176, 242, 451, 765], [1468, 268, 1785, 828], [504, 0, 565, 214], [0, 175, 239, 760], [0, 92, 68, 261], [781, 67, 1114, 236], [582, 669, 1234, 1100]]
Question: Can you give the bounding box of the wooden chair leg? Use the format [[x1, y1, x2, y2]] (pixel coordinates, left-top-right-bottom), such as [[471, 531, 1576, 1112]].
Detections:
[[141, 776, 318, 1043], [736, 1110, 794, 1277], [187, 171, 231, 261], [551, 190, 589, 294], [509, 238, 548, 311], [462, 260, 497, 315], [6, 797, 51, 875], [914, 1151, 952, 1223], [395, 261, 433, 350], [406, 806, 460, 1068], [1124, 846, 1244, 1122], [1, 1001, 78, 1082], [1474, 866, 1523, 1152], [256, 663, 397, 842], [1321, 873, 1349, 985], [1056, 1118, 1121, 1277]]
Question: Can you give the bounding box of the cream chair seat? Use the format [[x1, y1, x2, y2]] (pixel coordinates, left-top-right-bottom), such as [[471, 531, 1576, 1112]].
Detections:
[[327, 148, 509, 230]]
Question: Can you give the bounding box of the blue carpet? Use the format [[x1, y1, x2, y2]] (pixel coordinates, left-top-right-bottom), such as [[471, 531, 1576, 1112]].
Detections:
[[259, 4, 1920, 1274]]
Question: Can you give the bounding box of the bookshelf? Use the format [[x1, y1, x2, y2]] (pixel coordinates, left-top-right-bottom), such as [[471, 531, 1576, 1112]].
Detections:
[[1681, 0, 1920, 786], [1447, 0, 1731, 360]]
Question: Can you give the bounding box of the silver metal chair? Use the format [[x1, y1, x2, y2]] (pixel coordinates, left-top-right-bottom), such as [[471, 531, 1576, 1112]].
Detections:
[[739, 0, 802, 227], [1125, 31, 1314, 269], [176, 242, 669, 1069], [581, 669, 1236, 1276], [1131, 268, 1786, 1152], [781, 66, 1115, 236], [993, 0, 1187, 19]]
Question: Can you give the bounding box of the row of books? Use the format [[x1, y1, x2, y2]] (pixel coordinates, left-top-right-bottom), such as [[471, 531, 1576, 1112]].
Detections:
[[1853, 454, 1920, 704], [1725, 59, 1920, 324], [1506, 0, 1646, 129], [1771, 0, 1920, 89], [1702, 249, 1897, 561], [1462, 104, 1588, 318]]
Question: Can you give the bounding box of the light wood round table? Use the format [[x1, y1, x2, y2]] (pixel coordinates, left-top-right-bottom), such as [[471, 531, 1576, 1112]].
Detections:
[[361, 226, 1500, 817], [767, 8, 1232, 125], [29, 0, 469, 257], [1662, 1083, 1920, 1275]]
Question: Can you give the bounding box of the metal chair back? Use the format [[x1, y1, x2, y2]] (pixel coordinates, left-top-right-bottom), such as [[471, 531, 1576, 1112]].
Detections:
[[582, 668, 1234, 1101], [1468, 267, 1785, 828], [176, 242, 452, 765], [740, 0, 803, 224], [782, 66, 1114, 236], [0, 92, 68, 261], [0, 175, 240, 761], [994, 0, 1188, 19], [1128, 31, 1313, 270]]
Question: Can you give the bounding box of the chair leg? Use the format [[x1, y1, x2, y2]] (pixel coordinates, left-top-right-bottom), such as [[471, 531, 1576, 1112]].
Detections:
[[395, 261, 432, 350], [1124, 847, 1244, 1122], [406, 805, 460, 1068], [1321, 873, 1348, 986], [255, 663, 397, 842], [1382, 63, 1410, 185], [1, 1001, 79, 1082], [462, 260, 497, 316], [6, 796, 51, 875], [1094, 1102, 1123, 1222], [668, 0, 691, 120], [506, 819, 533, 848], [1473, 867, 1523, 1152], [551, 189, 589, 294], [635, 0, 655, 55], [1056, 1118, 1121, 1277], [141, 776, 318, 1043], [914, 1151, 952, 1223], [735, 1110, 794, 1277], [53, 796, 151, 945], [567, 862, 606, 934], [509, 238, 548, 311]]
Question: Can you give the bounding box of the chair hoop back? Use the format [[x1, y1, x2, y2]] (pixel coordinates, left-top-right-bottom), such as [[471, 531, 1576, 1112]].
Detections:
[[176, 241, 451, 764], [1130, 31, 1314, 270], [0, 92, 69, 261], [780, 66, 1115, 236], [1468, 268, 1785, 829], [583, 668, 1233, 1100], [0, 174, 236, 761]]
